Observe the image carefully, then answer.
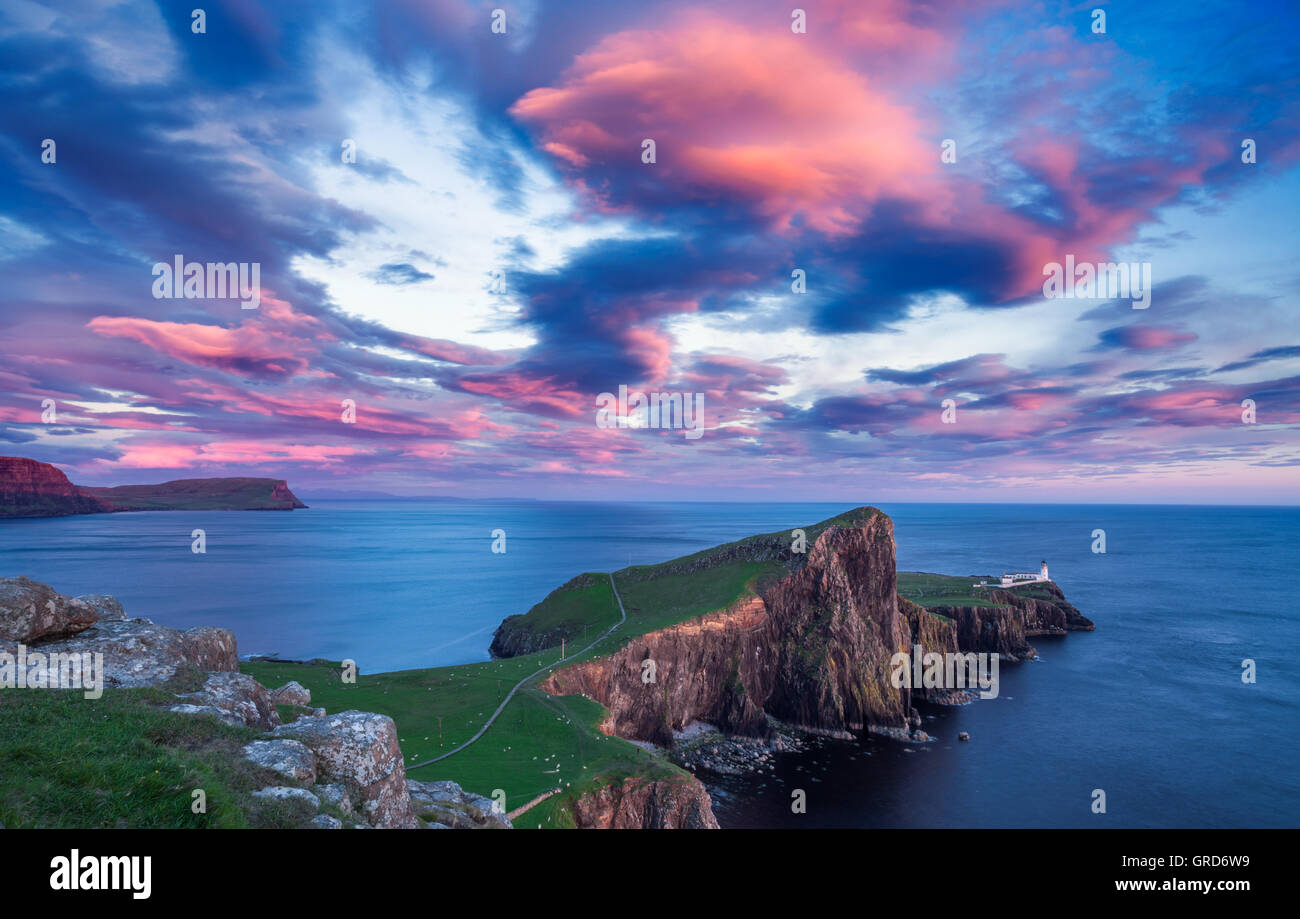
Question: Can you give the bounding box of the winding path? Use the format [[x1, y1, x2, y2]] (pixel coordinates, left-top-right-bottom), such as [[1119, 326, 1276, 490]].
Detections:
[[408, 572, 627, 770]]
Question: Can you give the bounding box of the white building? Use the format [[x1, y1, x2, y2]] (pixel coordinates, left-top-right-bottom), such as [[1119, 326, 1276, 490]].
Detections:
[[978, 561, 1051, 589]]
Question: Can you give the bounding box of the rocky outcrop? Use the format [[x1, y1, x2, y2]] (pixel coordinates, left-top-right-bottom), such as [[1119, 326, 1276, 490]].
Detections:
[[543, 509, 912, 742], [273, 711, 419, 829], [408, 780, 513, 829], [0, 576, 100, 641], [541, 508, 1095, 768], [571, 775, 719, 829], [0, 457, 110, 518], [176, 672, 280, 729], [490, 573, 605, 658]]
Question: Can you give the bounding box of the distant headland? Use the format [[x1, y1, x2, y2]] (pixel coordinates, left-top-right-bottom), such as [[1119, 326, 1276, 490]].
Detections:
[[0, 456, 306, 518]]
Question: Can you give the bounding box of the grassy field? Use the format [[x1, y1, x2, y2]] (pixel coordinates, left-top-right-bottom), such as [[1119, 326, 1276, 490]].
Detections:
[[614, 559, 785, 636], [241, 635, 681, 826], [0, 673, 337, 828], [897, 571, 1001, 608]]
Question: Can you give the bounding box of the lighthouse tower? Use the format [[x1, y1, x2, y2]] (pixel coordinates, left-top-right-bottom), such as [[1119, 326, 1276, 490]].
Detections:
[[1039, 560, 1050, 581]]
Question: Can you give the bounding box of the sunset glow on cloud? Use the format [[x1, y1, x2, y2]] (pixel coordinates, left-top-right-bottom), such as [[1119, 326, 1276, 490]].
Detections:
[[1, 0, 1297, 502]]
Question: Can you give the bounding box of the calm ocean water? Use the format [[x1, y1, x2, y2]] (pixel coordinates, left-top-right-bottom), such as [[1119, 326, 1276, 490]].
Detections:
[[2, 500, 1296, 828]]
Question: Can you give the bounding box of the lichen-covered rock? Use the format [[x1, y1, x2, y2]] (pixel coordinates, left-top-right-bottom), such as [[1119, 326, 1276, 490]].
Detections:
[[243, 739, 316, 783], [74, 594, 125, 622], [0, 576, 99, 642], [308, 814, 343, 829], [1, 617, 238, 688], [178, 672, 280, 730], [273, 711, 418, 829], [251, 786, 320, 809], [408, 779, 512, 829], [315, 783, 354, 815], [269, 681, 311, 707]]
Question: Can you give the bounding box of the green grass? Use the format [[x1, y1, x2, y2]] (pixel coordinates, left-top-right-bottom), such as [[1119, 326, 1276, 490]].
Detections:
[[897, 570, 1001, 608], [490, 575, 620, 653], [242, 646, 680, 822], [614, 559, 784, 636], [0, 681, 330, 828]]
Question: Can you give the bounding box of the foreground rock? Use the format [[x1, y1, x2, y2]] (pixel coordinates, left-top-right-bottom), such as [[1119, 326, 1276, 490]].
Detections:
[[408, 779, 512, 829], [274, 711, 419, 829], [7, 617, 238, 688], [0, 576, 100, 642]]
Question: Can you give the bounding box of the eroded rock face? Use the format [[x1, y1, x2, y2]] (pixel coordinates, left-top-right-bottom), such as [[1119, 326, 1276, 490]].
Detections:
[[571, 776, 718, 829], [0, 577, 100, 642], [0, 457, 110, 518], [273, 711, 419, 829], [408, 779, 512, 829], [544, 510, 912, 741]]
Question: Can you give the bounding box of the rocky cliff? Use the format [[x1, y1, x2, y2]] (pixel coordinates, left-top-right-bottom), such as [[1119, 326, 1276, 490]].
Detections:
[[542, 508, 1093, 753], [570, 775, 719, 829], [0, 456, 110, 518], [543, 508, 916, 742]]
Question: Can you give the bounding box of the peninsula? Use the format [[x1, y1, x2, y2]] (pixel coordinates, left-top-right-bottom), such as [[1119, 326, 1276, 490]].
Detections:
[[0, 456, 306, 518]]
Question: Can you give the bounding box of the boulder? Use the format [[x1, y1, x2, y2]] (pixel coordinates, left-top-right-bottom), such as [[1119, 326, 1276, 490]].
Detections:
[[74, 594, 126, 622], [273, 711, 418, 829], [0, 577, 99, 642], [408, 779, 512, 829], [308, 814, 343, 829], [243, 739, 317, 783], [269, 680, 311, 707], [178, 672, 280, 730]]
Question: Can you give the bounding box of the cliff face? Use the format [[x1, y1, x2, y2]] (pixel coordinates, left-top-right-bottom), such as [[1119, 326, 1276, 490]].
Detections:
[[543, 509, 915, 741], [543, 510, 1096, 756], [570, 775, 719, 829], [925, 582, 1095, 661], [0, 457, 110, 518]]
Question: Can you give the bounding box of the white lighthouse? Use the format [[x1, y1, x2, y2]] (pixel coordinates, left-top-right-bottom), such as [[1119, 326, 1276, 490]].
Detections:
[[1040, 560, 1049, 581]]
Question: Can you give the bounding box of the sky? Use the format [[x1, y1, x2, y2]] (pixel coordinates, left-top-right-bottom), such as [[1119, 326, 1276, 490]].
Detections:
[[1, 0, 1298, 503]]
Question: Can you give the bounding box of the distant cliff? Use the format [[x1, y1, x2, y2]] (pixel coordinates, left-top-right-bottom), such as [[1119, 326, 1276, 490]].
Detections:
[[81, 477, 307, 511], [0, 457, 111, 518], [0, 457, 307, 518]]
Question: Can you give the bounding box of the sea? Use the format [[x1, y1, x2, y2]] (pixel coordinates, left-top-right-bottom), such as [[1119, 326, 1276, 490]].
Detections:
[[2, 500, 1296, 828]]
